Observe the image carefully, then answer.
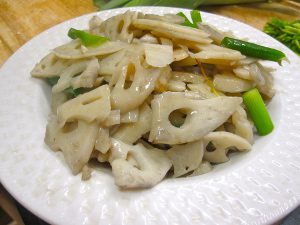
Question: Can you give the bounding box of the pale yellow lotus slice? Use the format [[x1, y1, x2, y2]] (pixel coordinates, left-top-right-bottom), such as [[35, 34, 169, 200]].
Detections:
[[113, 104, 152, 144], [133, 19, 212, 44], [57, 84, 111, 127], [203, 131, 251, 163], [149, 92, 242, 144], [110, 139, 172, 189], [31, 52, 72, 78], [213, 73, 254, 93], [167, 140, 204, 178], [45, 116, 98, 174], [53, 39, 128, 59]]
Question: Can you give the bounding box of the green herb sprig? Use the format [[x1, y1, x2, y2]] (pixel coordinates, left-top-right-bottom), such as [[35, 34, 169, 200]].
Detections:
[[264, 18, 300, 56]]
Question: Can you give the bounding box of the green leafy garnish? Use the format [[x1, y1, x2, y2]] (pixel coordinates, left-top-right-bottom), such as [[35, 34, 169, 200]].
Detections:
[[264, 18, 300, 56], [177, 10, 202, 28], [243, 88, 274, 136], [68, 28, 109, 47]]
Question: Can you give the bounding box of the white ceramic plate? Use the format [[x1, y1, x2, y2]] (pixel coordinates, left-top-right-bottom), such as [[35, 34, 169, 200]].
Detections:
[[0, 7, 300, 225]]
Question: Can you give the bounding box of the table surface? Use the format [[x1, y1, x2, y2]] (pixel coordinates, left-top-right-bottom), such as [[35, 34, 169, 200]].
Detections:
[[0, 0, 299, 224]]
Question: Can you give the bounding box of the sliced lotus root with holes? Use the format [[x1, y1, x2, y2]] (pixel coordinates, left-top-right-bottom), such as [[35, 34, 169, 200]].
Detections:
[[132, 19, 212, 44], [52, 59, 91, 93], [167, 140, 204, 178], [31, 52, 72, 78], [149, 92, 242, 144], [45, 116, 98, 174], [203, 131, 251, 163], [109, 138, 172, 189], [71, 58, 100, 89], [53, 39, 128, 59], [138, 13, 185, 24], [113, 103, 152, 144], [95, 127, 111, 154], [111, 56, 161, 113], [99, 11, 138, 43], [57, 84, 111, 127]]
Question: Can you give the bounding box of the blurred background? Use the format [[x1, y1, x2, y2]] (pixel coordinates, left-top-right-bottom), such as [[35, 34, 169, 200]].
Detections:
[[0, 0, 299, 224]]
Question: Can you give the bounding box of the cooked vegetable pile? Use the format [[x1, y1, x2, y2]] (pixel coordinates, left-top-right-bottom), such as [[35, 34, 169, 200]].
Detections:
[[31, 11, 284, 189]]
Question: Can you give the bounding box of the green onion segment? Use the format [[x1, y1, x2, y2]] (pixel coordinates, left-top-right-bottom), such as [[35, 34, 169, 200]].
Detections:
[[68, 28, 109, 47], [190, 10, 202, 25], [221, 37, 286, 63], [177, 12, 195, 28], [243, 88, 274, 136], [177, 10, 202, 28]]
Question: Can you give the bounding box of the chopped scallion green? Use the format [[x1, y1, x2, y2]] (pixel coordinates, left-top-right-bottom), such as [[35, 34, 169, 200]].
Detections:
[[243, 88, 274, 136], [221, 37, 286, 63], [190, 10, 202, 25], [177, 10, 202, 28], [68, 28, 109, 47], [177, 12, 195, 28]]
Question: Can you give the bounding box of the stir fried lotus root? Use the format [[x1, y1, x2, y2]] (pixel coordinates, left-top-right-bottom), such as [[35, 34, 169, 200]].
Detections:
[[32, 11, 279, 189]]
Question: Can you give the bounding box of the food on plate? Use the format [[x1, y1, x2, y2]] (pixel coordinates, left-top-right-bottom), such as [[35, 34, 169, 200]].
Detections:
[[31, 10, 285, 189], [221, 37, 286, 62]]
